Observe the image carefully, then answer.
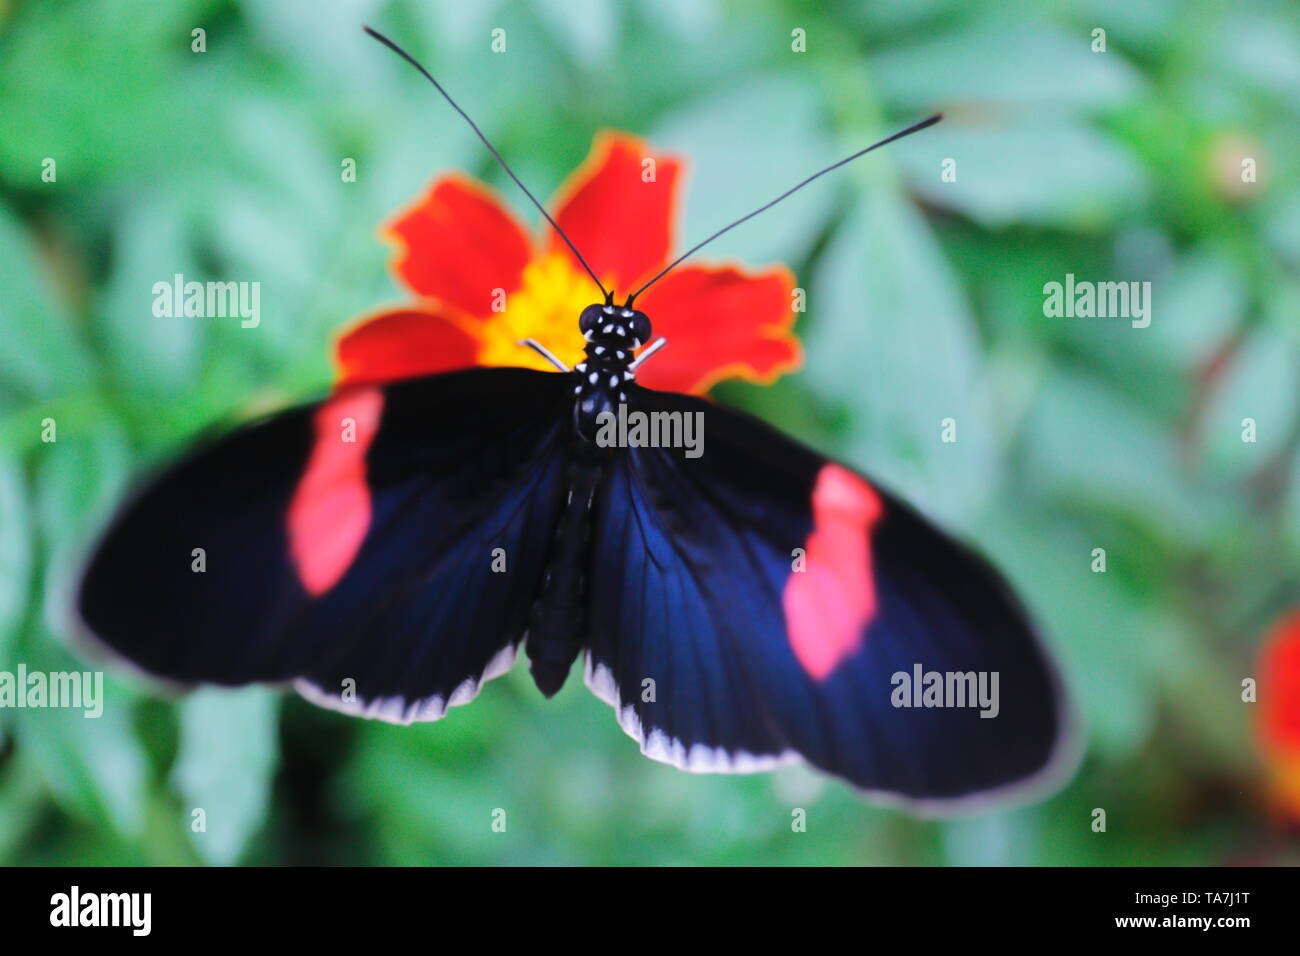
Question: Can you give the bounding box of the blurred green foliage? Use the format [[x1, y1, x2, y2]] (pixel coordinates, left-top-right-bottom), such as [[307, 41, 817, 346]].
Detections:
[[1, 0, 1298, 865]]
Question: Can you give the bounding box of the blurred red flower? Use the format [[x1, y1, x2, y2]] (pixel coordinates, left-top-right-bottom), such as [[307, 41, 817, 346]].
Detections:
[[1256, 610, 1300, 822], [335, 131, 801, 395]]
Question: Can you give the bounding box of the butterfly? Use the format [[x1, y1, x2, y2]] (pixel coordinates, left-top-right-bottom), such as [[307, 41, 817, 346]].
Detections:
[[76, 26, 1075, 814]]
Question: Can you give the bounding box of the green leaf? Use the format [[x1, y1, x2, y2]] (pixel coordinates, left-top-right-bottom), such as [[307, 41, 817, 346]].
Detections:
[[805, 186, 997, 527], [172, 687, 279, 866], [975, 507, 1156, 759], [895, 117, 1148, 229], [943, 808, 1038, 866], [1140, 247, 1245, 369], [240, 0, 389, 83], [535, 0, 621, 65], [414, 0, 506, 55], [1210, 12, 1300, 107], [0, 0, 223, 187], [870, 17, 1143, 112], [99, 198, 204, 399], [18, 688, 148, 838], [0, 202, 92, 399], [1262, 185, 1300, 268], [1286, 445, 1300, 558], [1021, 371, 1215, 539], [652, 72, 837, 268], [1201, 325, 1300, 478], [34, 423, 130, 641], [345, 721, 522, 864], [0, 750, 47, 863], [0, 457, 31, 661], [11, 418, 144, 838]]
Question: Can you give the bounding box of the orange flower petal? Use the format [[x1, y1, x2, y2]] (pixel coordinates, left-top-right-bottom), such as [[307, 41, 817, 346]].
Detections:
[[1257, 610, 1300, 822], [1259, 611, 1300, 750], [334, 307, 480, 386], [634, 264, 802, 394], [549, 131, 683, 294], [387, 175, 532, 316]]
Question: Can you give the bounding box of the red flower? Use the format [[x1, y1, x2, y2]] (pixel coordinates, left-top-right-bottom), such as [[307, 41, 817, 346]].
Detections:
[[1257, 610, 1300, 822], [335, 131, 801, 395]]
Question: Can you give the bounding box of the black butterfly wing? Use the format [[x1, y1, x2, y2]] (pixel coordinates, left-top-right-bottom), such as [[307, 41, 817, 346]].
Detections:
[[78, 367, 572, 723], [584, 387, 1076, 811]]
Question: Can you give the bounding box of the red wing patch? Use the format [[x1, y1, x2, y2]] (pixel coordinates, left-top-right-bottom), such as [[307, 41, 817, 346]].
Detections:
[[782, 464, 883, 680], [287, 387, 384, 596]]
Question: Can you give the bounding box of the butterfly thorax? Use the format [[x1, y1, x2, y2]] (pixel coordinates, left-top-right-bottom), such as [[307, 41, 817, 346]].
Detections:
[[572, 301, 651, 444], [523, 302, 653, 694]]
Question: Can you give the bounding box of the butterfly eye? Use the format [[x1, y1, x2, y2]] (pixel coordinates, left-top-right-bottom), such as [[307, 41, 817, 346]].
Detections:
[[579, 305, 605, 335], [630, 310, 652, 342]]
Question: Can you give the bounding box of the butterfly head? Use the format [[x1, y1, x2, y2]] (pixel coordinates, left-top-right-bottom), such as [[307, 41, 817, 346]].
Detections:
[[578, 301, 651, 349]]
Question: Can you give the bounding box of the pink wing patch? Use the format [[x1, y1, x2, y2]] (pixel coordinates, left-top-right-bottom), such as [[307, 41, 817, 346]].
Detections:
[[782, 464, 883, 680], [287, 387, 385, 596]]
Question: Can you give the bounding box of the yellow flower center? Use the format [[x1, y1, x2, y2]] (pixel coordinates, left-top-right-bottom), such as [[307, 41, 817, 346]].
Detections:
[[474, 253, 609, 372]]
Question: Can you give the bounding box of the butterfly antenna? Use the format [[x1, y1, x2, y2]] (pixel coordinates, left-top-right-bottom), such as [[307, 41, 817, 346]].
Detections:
[[627, 113, 942, 305], [363, 26, 610, 301]]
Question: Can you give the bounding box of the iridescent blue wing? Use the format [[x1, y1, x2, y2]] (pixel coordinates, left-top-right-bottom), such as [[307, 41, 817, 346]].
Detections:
[[78, 368, 571, 723], [583, 387, 1076, 811]]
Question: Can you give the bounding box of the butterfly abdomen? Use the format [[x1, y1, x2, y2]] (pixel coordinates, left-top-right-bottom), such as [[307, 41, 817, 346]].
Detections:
[[525, 454, 604, 696]]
